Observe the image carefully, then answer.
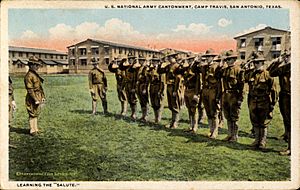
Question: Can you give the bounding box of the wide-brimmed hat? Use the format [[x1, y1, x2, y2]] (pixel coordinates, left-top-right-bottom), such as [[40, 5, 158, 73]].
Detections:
[[202, 49, 218, 57], [253, 52, 265, 62], [166, 51, 179, 58], [127, 52, 136, 59], [28, 56, 42, 66], [224, 50, 238, 60], [185, 54, 196, 60], [213, 54, 223, 62]]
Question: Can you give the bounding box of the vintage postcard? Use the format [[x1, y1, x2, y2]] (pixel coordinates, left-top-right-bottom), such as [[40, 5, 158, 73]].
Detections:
[[1, 0, 300, 189]]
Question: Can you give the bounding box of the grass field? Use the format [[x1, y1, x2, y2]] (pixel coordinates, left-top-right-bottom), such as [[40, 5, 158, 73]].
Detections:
[[9, 73, 290, 181]]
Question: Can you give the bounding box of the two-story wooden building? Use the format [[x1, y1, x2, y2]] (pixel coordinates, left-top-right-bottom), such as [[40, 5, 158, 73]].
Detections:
[[9, 46, 68, 74], [67, 39, 161, 74], [234, 26, 291, 64]]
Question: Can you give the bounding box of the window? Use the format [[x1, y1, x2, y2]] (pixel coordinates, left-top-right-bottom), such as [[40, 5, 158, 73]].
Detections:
[[12, 52, 15, 57], [119, 48, 123, 54], [19, 52, 23, 57], [271, 37, 281, 50], [91, 48, 99, 55], [50, 65, 55, 67], [45, 54, 48, 58], [79, 48, 87, 56], [104, 47, 109, 55], [60, 55, 64, 59], [272, 51, 281, 59], [50, 55, 53, 59], [71, 49, 75, 55], [70, 59, 75, 65], [254, 38, 264, 51], [240, 38, 246, 48], [26, 52, 29, 58], [240, 52, 245, 60], [56, 55, 58, 59], [80, 59, 87, 66]]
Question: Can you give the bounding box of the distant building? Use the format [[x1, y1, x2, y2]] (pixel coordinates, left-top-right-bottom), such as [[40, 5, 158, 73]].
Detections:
[[234, 26, 291, 63], [9, 46, 68, 74], [159, 48, 191, 59], [67, 39, 161, 74]]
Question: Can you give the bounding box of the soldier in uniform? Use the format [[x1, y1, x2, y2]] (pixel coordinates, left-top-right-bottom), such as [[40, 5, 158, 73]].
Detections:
[[9, 76, 17, 126], [136, 54, 150, 121], [267, 49, 291, 155], [24, 56, 45, 136], [158, 51, 184, 128], [120, 52, 138, 120], [194, 49, 222, 139], [148, 55, 165, 124], [108, 56, 127, 116], [180, 55, 201, 133], [220, 51, 245, 142], [244, 53, 278, 149], [89, 58, 108, 115]]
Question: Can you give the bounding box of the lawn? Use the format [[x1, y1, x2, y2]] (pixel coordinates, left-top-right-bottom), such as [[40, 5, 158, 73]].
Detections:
[[9, 73, 290, 181]]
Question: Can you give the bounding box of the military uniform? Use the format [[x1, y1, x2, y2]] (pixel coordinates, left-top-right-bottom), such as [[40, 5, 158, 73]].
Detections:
[[108, 58, 127, 115], [245, 53, 278, 149], [220, 51, 244, 142], [181, 56, 201, 133], [120, 52, 138, 119], [148, 57, 165, 123], [24, 56, 45, 135], [9, 76, 16, 125], [89, 58, 108, 114], [158, 52, 184, 128], [136, 55, 150, 121], [268, 51, 291, 155], [194, 50, 222, 138]]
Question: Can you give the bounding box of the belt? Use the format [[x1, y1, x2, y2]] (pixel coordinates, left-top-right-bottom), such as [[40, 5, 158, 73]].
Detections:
[[224, 89, 238, 93]]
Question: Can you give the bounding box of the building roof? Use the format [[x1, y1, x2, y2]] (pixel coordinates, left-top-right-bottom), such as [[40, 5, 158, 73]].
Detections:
[[12, 59, 68, 66], [67, 38, 159, 52], [234, 26, 290, 39], [9, 46, 67, 55]]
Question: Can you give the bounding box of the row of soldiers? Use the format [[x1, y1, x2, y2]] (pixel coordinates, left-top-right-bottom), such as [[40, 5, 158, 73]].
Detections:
[[88, 48, 291, 155]]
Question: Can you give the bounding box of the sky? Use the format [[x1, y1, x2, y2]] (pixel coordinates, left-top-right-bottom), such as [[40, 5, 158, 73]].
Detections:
[[8, 9, 290, 53]]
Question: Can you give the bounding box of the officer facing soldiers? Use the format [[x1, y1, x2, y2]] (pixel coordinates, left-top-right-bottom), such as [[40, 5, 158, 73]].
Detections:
[[158, 51, 184, 129], [9, 76, 17, 126], [108, 56, 128, 116], [180, 54, 201, 133], [89, 58, 108, 115], [221, 51, 245, 142], [194, 49, 222, 139], [24, 56, 45, 136], [120, 52, 138, 120], [136, 53, 150, 122], [148, 54, 165, 124], [267, 49, 291, 155], [244, 52, 278, 149]]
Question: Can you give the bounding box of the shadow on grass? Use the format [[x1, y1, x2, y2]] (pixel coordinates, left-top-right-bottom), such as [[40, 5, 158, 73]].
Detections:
[[69, 109, 278, 153], [10, 127, 30, 135]]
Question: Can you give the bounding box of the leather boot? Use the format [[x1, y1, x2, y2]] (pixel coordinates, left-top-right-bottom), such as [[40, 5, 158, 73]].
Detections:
[[207, 119, 212, 137], [251, 126, 260, 148], [102, 101, 108, 114], [280, 131, 291, 156], [92, 100, 97, 115], [157, 108, 162, 123], [170, 112, 179, 129], [223, 120, 232, 141], [259, 127, 267, 149], [229, 121, 238, 142], [130, 104, 137, 120], [210, 119, 218, 139], [120, 101, 127, 116], [154, 109, 159, 123], [192, 111, 199, 133]]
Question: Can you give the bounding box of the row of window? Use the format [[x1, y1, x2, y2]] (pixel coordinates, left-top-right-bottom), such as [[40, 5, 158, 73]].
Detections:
[[70, 46, 158, 57], [239, 51, 281, 60], [240, 37, 282, 49], [10, 51, 67, 60]]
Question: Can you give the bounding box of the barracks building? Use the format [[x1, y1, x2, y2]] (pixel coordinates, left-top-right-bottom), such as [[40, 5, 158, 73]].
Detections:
[[67, 39, 161, 74], [234, 26, 291, 64], [9, 46, 68, 74]]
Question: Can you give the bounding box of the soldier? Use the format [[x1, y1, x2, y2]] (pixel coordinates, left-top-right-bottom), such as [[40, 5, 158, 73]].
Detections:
[[194, 49, 222, 139], [244, 53, 278, 149], [220, 51, 245, 142], [108, 56, 127, 116], [158, 51, 184, 129], [24, 56, 45, 136], [136, 54, 150, 122], [88, 58, 108, 115], [148, 55, 165, 124], [9, 76, 17, 126], [180, 55, 201, 133], [120, 52, 138, 120], [267, 49, 291, 155]]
